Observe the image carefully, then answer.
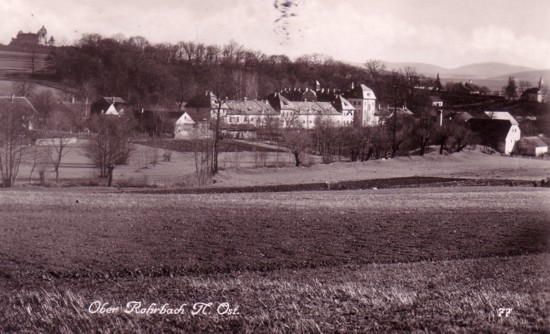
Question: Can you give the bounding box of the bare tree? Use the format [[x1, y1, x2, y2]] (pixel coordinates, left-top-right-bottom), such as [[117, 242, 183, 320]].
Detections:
[[84, 114, 135, 180], [0, 99, 33, 187], [192, 137, 212, 186], [12, 81, 36, 98], [28, 144, 49, 184], [364, 59, 386, 81], [45, 110, 74, 182], [206, 68, 237, 174], [281, 117, 310, 166]]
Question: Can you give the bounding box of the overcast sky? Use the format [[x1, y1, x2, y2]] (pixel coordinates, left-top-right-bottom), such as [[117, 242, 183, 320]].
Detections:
[[1, 0, 549, 69]]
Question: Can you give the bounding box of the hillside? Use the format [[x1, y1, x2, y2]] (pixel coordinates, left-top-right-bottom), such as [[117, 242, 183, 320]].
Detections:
[[384, 61, 537, 80], [0, 48, 53, 79], [491, 69, 550, 85]]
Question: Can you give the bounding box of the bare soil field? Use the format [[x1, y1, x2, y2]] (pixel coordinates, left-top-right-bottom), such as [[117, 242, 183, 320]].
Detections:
[[0, 187, 549, 332]]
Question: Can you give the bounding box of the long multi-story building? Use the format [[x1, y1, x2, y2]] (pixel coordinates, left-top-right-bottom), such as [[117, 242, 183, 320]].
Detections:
[[175, 83, 379, 138]]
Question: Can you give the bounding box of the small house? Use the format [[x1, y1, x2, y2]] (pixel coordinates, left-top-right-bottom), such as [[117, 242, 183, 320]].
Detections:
[[91, 97, 127, 116], [174, 109, 211, 139], [514, 137, 548, 157]]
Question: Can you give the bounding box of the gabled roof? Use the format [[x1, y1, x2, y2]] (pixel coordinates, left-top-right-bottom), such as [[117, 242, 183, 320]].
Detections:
[[521, 87, 541, 95], [376, 106, 414, 118], [224, 100, 276, 115], [516, 136, 547, 148], [344, 84, 376, 100], [484, 111, 519, 125], [0, 96, 38, 114], [332, 95, 354, 112], [185, 109, 210, 123], [292, 101, 339, 115], [266, 92, 295, 110], [467, 118, 512, 141], [101, 97, 126, 104]]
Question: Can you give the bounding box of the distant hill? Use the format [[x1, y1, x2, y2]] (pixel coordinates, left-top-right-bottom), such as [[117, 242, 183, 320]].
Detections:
[[490, 69, 550, 85], [448, 63, 535, 79], [383, 61, 537, 80], [382, 62, 448, 77]]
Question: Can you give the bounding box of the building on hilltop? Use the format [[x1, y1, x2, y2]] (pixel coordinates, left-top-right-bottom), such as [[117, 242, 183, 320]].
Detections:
[[10, 26, 54, 47]]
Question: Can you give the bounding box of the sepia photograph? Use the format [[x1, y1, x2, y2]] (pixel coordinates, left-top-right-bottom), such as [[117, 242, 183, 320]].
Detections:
[[0, 0, 549, 332]]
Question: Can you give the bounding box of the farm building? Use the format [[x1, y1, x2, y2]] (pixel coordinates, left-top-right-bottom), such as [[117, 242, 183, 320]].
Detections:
[[467, 112, 521, 154], [90, 97, 128, 116], [174, 109, 211, 139], [514, 137, 548, 157]]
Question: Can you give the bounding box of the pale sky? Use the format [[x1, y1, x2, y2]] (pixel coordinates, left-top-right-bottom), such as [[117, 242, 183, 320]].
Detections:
[[1, 0, 549, 69]]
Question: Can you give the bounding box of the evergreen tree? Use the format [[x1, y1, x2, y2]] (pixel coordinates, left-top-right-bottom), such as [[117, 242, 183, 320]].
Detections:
[[434, 73, 442, 91], [504, 76, 518, 100]]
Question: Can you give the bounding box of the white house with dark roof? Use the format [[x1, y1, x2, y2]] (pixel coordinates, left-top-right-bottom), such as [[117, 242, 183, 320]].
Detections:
[[343, 84, 377, 126], [174, 109, 211, 139], [467, 111, 521, 154]]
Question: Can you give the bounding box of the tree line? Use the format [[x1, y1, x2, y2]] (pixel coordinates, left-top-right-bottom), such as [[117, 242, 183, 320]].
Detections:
[[49, 34, 441, 109]]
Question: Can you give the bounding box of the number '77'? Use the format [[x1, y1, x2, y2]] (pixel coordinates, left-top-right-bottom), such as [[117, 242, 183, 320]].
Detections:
[[497, 308, 513, 317]]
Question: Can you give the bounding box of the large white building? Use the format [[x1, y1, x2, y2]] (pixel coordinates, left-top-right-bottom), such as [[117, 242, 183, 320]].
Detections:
[[176, 83, 379, 138]]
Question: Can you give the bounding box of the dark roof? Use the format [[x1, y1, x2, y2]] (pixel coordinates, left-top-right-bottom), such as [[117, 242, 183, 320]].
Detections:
[[521, 87, 540, 95], [185, 109, 210, 123], [344, 84, 376, 99], [332, 95, 354, 112], [101, 97, 126, 104], [516, 136, 547, 148], [266, 92, 294, 110], [467, 118, 512, 141]]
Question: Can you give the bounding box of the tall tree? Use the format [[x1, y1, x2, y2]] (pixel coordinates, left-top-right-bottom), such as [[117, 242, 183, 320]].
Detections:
[[0, 98, 34, 187], [45, 110, 74, 182], [504, 76, 518, 100]]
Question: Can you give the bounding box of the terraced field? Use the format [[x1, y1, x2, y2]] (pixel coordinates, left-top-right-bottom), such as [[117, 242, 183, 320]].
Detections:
[[0, 49, 51, 77]]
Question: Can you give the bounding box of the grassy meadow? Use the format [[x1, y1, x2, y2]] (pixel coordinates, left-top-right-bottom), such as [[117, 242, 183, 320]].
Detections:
[[0, 186, 549, 332]]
